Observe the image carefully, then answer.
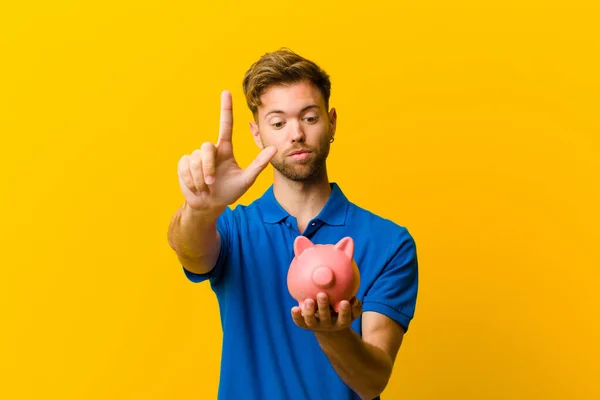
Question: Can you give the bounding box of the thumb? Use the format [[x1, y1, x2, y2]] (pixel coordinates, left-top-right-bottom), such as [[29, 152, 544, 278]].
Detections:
[[242, 146, 277, 186]]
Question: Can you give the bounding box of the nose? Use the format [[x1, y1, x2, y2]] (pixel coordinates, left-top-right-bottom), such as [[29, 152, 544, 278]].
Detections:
[[312, 266, 335, 289], [289, 121, 305, 143]]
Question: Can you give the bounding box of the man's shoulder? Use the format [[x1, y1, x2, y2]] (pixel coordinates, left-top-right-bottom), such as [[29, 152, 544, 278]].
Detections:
[[218, 198, 264, 226], [221, 197, 262, 214], [346, 201, 411, 237]]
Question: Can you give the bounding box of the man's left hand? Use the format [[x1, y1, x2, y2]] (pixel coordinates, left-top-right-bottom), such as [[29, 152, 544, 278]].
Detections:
[[291, 292, 362, 332]]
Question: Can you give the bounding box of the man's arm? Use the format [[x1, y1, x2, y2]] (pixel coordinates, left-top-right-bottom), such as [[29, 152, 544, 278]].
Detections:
[[167, 201, 224, 274], [314, 311, 404, 400], [292, 230, 418, 398], [168, 90, 277, 275], [291, 295, 405, 400]]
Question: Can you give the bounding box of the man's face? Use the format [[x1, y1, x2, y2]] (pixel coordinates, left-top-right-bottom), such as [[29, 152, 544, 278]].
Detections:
[[250, 80, 336, 182]]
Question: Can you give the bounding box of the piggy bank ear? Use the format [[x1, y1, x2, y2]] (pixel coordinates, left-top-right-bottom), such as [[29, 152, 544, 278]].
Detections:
[[334, 237, 354, 259], [294, 236, 315, 256]]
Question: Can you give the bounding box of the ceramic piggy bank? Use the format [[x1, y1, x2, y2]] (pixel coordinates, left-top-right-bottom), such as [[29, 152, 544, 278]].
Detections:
[[287, 236, 360, 313]]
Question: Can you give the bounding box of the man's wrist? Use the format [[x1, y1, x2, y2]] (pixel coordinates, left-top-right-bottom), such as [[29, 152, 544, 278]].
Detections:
[[183, 201, 225, 220], [313, 327, 355, 343]]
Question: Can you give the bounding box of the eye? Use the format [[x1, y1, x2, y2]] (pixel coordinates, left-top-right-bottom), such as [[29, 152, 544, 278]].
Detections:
[[271, 121, 285, 129], [304, 116, 319, 123]]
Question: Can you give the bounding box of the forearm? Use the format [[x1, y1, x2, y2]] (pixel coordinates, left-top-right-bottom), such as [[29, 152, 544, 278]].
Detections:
[[167, 202, 224, 274], [314, 328, 393, 400]]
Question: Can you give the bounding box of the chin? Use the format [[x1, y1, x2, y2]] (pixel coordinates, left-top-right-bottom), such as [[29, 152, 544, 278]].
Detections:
[[278, 163, 326, 182]]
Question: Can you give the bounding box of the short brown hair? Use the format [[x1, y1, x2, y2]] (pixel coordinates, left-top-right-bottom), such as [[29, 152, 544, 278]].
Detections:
[[242, 48, 332, 119]]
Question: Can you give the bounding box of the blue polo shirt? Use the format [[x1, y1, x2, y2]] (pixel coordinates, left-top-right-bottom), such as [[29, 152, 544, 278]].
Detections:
[[183, 183, 418, 400]]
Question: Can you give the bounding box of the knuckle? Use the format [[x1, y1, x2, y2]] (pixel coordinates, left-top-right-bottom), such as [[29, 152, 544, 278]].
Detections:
[[178, 155, 189, 169], [189, 158, 202, 168], [193, 172, 205, 183], [178, 168, 191, 182], [202, 160, 214, 171], [179, 172, 191, 183], [201, 141, 215, 151]]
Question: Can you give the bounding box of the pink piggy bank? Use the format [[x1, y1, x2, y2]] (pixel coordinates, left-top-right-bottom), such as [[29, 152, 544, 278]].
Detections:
[[287, 236, 360, 313]]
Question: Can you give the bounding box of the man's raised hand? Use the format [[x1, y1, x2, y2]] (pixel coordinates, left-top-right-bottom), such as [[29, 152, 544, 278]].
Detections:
[[177, 90, 277, 212]]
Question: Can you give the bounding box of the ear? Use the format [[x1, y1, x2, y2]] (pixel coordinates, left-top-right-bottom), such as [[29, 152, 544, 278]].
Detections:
[[328, 107, 337, 139], [250, 121, 264, 149], [334, 236, 354, 259], [294, 236, 315, 256]]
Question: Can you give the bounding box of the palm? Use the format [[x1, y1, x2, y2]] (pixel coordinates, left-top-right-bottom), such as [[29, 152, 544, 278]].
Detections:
[[208, 148, 247, 205]]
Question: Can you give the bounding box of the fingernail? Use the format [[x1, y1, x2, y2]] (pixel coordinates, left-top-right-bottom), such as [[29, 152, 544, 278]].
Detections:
[[205, 176, 214, 185]]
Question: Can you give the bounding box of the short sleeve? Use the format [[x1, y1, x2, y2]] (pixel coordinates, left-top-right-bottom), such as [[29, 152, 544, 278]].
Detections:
[[362, 228, 419, 332], [182, 206, 233, 284]]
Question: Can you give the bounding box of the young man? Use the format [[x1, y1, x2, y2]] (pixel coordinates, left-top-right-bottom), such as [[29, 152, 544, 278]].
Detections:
[[167, 49, 419, 400]]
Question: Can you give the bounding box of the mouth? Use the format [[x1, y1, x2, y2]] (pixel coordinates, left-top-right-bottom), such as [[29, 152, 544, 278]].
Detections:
[[287, 147, 312, 156], [287, 149, 312, 161]]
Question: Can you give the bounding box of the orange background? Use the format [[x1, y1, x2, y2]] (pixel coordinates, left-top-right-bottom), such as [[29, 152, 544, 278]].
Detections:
[[1, 0, 598, 398]]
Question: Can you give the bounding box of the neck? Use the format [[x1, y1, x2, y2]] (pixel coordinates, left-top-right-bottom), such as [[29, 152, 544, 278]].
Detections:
[[272, 167, 332, 222]]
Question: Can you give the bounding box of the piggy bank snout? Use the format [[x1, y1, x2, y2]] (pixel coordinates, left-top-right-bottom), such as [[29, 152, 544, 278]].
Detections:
[[311, 265, 335, 289]]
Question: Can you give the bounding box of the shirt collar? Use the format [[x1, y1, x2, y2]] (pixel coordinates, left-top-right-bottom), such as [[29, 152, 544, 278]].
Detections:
[[258, 182, 349, 226]]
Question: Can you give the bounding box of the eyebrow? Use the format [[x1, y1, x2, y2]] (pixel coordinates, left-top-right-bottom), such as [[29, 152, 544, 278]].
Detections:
[[264, 104, 320, 119]]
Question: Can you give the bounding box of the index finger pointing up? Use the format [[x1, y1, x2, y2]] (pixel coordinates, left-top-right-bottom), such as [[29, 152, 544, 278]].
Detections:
[[218, 90, 233, 144]]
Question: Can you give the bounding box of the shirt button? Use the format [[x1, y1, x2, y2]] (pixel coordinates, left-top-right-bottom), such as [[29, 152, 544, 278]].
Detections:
[[311, 222, 316, 226]]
